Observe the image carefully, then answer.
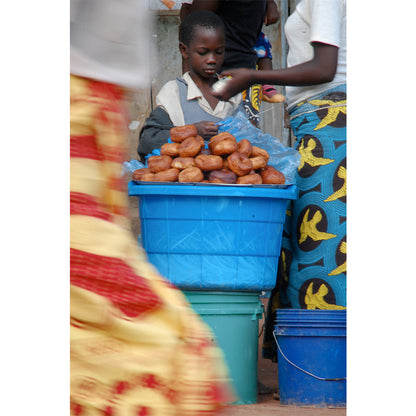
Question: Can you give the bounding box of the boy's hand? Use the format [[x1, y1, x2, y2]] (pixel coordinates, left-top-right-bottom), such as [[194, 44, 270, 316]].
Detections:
[[194, 121, 219, 140]]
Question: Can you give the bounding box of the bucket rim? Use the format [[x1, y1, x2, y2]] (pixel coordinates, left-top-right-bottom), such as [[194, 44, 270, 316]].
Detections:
[[128, 181, 297, 200], [276, 309, 346, 313]]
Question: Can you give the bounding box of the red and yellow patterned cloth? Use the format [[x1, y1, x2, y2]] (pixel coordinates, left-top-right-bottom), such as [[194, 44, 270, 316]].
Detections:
[[70, 74, 234, 415]]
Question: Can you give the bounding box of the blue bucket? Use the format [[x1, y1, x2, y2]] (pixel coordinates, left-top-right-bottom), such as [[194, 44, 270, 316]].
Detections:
[[274, 309, 346, 407], [128, 182, 297, 292]]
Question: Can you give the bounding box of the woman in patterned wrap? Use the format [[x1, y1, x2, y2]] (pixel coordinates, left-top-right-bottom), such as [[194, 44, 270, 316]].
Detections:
[[70, 1, 234, 414], [212, 0, 347, 360]]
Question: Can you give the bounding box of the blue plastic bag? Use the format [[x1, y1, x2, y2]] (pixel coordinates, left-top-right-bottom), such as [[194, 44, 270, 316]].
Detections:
[[122, 159, 146, 175]]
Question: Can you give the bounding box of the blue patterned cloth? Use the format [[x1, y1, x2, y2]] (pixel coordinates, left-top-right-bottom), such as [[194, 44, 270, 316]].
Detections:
[[280, 84, 347, 310], [263, 84, 346, 360], [254, 32, 273, 60]]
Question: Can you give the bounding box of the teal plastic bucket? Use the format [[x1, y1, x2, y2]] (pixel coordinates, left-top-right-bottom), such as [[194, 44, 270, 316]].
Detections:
[[274, 309, 346, 407], [184, 291, 263, 405]]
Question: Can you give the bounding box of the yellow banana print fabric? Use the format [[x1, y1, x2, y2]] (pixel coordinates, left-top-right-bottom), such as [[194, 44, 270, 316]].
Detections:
[[263, 84, 346, 360]]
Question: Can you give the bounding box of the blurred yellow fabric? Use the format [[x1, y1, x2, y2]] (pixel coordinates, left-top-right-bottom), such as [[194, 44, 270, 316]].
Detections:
[[70, 75, 234, 415]]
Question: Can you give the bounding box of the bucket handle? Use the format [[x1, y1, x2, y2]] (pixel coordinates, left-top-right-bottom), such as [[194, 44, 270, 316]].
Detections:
[[272, 330, 346, 382]]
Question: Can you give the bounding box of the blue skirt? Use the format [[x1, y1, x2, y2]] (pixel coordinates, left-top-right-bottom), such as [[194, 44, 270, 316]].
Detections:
[[263, 84, 346, 360], [281, 84, 347, 309]]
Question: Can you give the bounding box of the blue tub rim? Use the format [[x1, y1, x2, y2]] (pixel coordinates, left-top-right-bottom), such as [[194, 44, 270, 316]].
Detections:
[[128, 181, 297, 200]]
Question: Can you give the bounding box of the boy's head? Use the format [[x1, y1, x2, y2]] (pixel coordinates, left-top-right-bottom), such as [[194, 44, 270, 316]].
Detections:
[[179, 10, 225, 80]]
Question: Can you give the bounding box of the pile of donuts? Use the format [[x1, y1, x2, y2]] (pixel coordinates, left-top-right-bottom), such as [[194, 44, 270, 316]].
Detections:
[[133, 124, 285, 185]]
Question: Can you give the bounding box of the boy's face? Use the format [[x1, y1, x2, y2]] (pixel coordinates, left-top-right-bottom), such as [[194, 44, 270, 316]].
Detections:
[[181, 27, 225, 80]]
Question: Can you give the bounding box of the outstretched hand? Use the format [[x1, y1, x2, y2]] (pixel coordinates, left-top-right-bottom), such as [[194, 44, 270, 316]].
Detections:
[[211, 69, 258, 101]]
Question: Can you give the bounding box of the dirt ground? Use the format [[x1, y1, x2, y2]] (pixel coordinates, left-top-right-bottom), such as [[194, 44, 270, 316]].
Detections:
[[218, 358, 346, 416], [217, 299, 347, 416]]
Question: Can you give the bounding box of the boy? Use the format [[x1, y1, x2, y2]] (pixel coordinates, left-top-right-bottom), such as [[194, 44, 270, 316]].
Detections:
[[137, 10, 242, 161]]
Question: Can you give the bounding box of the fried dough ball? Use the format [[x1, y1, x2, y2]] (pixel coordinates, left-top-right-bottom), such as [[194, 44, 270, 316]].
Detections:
[[250, 156, 268, 170], [227, 152, 253, 176], [251, 146, 270, 163], [147, 155, 172, 173], [195, 154, 224, 171], [132, 168, 152, 181], [178, 166, 204, 183], [140, 172, 156, 181], [171, 157, 196, 170], [170, 124, 198, 143], [208, 169, 237, 184], [212, 138, 238, 156], [260, 165, 285, 184], [178, 136, 203, 157], [160, 142, 180, 157], [237, 139, 253, 156], [208, 132, 236, 153], [196, 135, 205, 146], [237, 173, 262, 185], [152, 168, 180, 182]]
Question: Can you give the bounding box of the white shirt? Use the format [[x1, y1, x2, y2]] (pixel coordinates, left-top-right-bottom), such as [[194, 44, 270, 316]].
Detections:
[[156, 72, 242, 126], [284, 0, 346, 109]]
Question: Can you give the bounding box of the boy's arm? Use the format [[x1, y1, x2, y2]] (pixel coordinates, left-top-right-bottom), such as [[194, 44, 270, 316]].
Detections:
[[265, 0, 279, 26], [137, 107, 174, 162]]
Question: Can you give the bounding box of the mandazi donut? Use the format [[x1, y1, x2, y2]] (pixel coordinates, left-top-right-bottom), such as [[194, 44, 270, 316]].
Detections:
[[208, 132, 236, 152], [153, 168, 180, 182], [250, 156, 268, 170], [132, 168, 151, 181], [196, 135, 206, 147], [227, 152, 253, 176], [208, 169, 237, 184], [195, 154, 224, 171], [237, 173, 262, 185], [178, 166, 204, 183], [140, 172, 156, 182], [260, 165, 285, 184], [170, 124, 198, 143], [171, 157, 196, 170], [237, 139, 253, 156], [160, 142, 180, 157], [147, 155, 172, 173], [211, 138, 238, 156], [251, 146, 270, 163], [178, 136, 203, 157]]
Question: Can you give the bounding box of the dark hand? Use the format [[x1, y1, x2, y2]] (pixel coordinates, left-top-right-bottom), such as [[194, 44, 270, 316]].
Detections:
[[193, 121, 219, 140], [211, 69, 257, 101], [265, 0, 279, 25]]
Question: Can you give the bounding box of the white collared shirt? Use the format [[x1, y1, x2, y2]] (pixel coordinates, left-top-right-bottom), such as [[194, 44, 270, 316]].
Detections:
[[155, 72, 242, 126]]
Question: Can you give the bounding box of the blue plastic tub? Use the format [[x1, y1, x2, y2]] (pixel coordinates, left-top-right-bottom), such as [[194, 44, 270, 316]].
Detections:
[[184, 291, 263, 405], [128, 182, 297, 291], [274, 309, 346, 407]]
